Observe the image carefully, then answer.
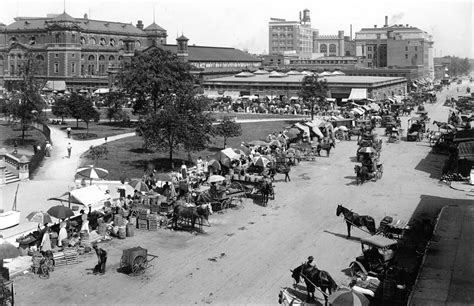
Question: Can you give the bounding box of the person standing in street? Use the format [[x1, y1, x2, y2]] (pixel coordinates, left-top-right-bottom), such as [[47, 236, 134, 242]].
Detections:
[[67, 143, 72, 158], [45, 141, 52, 157], [66, 127, 71, 138], [92, 244, 107, 275], [181, 161, 187, 180]]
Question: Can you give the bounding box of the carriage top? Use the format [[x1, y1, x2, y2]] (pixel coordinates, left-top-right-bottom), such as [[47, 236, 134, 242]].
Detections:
[[361, 235, 397, 248]]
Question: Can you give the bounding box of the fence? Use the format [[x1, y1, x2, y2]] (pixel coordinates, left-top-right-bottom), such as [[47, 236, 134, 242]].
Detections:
[[29, 121, 52, 177]]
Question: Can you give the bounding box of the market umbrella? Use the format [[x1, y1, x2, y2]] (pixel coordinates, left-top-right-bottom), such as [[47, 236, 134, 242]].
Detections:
[[254, 156, 270, 168], [76, 165, 109, 180], [154, 173, 172, 181], [208, 159, 222, 171], [26, 211, 52, 224], [238, 146, 251, 155], [128, 179, 150, 192], [358, 147, 376, 154], [208, 175, 226, 183], [328, 287, 369, 306], [47, 205, 74, 220], [248, 140, 269, 147], [0, 236, 20, 260], [213, 148, 239, 167]]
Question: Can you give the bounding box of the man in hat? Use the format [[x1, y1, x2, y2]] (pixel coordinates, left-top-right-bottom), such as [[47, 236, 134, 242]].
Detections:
[[92, 243, 107, 275], [304, 256, 317, 271]]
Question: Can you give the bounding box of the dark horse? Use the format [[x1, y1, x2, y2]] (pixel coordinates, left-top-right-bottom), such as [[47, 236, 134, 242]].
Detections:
[[268, 162, 290, 181], [316, 140, 335, 157], [256, 179, 273, 206], [172, 203, 212, 231], [354, 165, 372, 185], [336, 204, 377, 238], [291, 264, 337, 305]]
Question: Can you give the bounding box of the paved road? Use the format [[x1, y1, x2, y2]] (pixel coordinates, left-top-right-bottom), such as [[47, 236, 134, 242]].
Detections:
[[11, 82, 471, 304]]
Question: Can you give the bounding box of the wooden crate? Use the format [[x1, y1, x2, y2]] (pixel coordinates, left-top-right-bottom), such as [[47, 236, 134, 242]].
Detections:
[[137, 219, 148, 230]]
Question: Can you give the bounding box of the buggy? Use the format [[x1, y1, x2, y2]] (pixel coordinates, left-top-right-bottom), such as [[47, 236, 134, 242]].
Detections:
[[120, 246, 158, 275]]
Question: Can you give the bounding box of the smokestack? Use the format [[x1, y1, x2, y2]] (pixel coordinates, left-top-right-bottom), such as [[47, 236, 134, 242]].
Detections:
[[350, 24, 352, 40], [385, 16, 388, 27], [299, 11, 302, 21]]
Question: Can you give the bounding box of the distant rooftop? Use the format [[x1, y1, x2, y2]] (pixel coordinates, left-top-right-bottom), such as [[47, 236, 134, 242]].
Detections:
[[159, 44, 260, 62]]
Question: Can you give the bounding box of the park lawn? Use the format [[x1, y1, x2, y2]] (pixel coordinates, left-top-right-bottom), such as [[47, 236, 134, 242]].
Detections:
[[209, 112, 306, 121], [0, 121, 47, 154], [79, 120, 293, 180], [58, 121, 136, 140]]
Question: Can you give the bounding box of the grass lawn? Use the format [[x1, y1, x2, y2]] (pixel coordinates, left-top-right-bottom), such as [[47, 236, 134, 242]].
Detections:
[[0, 121, 47, 155], [57, 121, 136, 140], [209, 112, 306, 121], [78, 120, 293, 180]]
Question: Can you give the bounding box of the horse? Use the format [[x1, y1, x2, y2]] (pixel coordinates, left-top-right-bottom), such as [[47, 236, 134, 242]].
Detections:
[[336, 204, 377, 238], [401, 106, 413, 116], [269, 162, 291, 181], [347, 127, 363, 141], [172, 203, 212, 231], [316, 140, 335, 157], [256, 179, 273, 206], [291, 264, 338, 305], [354, 165, 369, 185]]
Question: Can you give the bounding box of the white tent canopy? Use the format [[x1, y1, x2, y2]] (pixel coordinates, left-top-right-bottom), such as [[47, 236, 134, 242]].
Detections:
[[348, 88, 368, 100], [44, 80, 66, 91], [303, 121, 324, 138], [49, 185, 111, 207], [94, 88, 109, 94], [294, 122, 311, 139], [224, 91, 240, 100]]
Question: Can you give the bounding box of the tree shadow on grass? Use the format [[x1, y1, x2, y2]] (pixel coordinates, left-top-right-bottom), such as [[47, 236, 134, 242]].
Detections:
[[125, 157, 195, 172], [129, 148, 155, 154]]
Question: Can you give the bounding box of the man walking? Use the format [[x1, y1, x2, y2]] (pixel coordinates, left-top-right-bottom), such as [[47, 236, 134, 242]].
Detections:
[[66, 127, 71, 138], [67, 143, 72, 158]]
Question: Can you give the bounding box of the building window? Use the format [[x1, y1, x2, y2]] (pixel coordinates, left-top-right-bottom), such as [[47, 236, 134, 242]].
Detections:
[[80, 37, 86, 45], [135, 41, 141, 48], [405, 54, 408, 59], [109, 55, 115, 61], [71, 53, 75, 58], [55, 53, 59, 58], [88, 55, 95, 61], [72, 63, 75, 73], [118, 56, 123, 61], [118, 40, 124, 47], [405, 46, 408, 51], [368, 54, 372, 59], [55, 34, 60, 43], [54, 63, 59, 73], [100, 38, 106, 46], [320, 44, 327, 53], [415, 54, 418, 59], [29, 37, 36, 45], [89, 37, 96, 45], [367, 46, 372, 51], [71, 34, 76, 42], [81, 65, 84, 75], [329, 44, 337, 54], [110, 39, 116, 47], [414, 46, 418, 51], [368, 62, 372, 67], [99, 55, 105, 61], [36, 55, 44, 61]]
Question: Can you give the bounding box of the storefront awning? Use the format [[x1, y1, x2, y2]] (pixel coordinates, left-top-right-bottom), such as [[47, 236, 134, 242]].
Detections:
[[224, 91, 239, 100], [94, 88, 109, 94], [458, 141, 474, 161], [294, 123, 311, 138], [44, 80, 66, 91], [348, 88, 367, 100]]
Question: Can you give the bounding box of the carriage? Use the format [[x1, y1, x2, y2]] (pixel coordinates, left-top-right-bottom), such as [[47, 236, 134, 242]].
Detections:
[[406, 117, 426, 142], [354, 160, 383, 184], [387, 128, 401, 143], [230, 174, 274, 206], [120, 247, 158, 275], [195, 184, 246, 211], [377, 216, 409, 240], [349, 235, 397, 278]]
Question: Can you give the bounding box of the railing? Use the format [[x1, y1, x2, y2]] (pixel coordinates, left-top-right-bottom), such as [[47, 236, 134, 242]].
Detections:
[[2, 152, 20, 175]]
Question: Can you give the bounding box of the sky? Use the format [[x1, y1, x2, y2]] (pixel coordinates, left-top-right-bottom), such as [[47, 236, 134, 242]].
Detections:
[[1, 0, 472, 58]]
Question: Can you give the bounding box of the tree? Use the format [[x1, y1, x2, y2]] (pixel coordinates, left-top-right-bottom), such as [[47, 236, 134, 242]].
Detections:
[[77, 97, 100, 138], [445, 56, 472, 76], [5, 53, 46, 143], [51, 96, 71, 123], [86, 145, 109, 166], [215, 116, 242, 148], [136, 93, 214, 164], [299, 76, 328, 120], [67, 93, 85, 128], [122, 47, 195, 114]]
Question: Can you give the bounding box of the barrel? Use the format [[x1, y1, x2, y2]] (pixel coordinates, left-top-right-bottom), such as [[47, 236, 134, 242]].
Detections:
[[114, 214, 123, 226], [118, 226, 126, 239], [126, 223, 135, 237], [98, 223, 107, 235], [128, 216, 137, 227]]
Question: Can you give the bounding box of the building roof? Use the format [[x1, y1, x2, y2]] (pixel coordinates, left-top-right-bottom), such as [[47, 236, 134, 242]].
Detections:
[[159, 44, 260, 62], [6, 13, 149, 35], [205, 74, 406, 85], [359, 25, 423, 32], [144, 22, 166, 32]]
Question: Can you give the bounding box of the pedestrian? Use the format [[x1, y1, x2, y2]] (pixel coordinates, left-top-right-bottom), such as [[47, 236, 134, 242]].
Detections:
[[45, 141, 52, 157], [196, 156, 203, 174], [92, 244, 107, 275], [303, 256, 317, 270], [66, 127, 71, 138], [67, 142, 72, 158], [13, 140, 18, 155], [284, 165, 291, 182], [180, 161, 187, 180], [104, 136, 107, 144]]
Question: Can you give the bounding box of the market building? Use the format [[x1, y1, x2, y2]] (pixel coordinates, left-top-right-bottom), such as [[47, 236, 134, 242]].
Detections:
[[202, 72, 407, 101], [0, 11, 167, 91]]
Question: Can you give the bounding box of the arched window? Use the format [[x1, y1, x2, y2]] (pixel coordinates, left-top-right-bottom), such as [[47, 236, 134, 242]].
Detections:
[[135, 40, 141, 48], [99, 38, 106, 46], [80, 37, 86, 45], [118, 55, 123, 61], [320, 44, 327, 53], [29, 36, 36, 45], [99, 55, 105, 61], [109, 55, 115, 61], [109, 39, 116, 47], [89, 37, 96, 45], [88, 55, 95, 61], [118, 40, 124, 47], [329, 44, 337, 53]]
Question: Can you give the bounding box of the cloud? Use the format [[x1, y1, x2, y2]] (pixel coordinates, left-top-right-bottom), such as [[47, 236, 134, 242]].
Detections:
[[389, 12, 405, 24]]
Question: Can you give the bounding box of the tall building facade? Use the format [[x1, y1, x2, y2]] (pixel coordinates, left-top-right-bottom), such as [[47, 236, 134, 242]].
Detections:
[[355, 16, 434, 78], [268, 9, 313, 56], [0, 12, 167, 90]]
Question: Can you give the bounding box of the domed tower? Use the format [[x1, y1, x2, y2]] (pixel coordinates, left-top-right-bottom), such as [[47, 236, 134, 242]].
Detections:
[[144, 22, 167, 47], [176, 34, 189, 63]]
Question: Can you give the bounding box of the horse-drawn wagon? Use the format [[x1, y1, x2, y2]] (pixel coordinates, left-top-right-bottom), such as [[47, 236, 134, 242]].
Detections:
[[120, 246, 158, 275], [349, 235, 397, 278], [230, 174, 274, 206]]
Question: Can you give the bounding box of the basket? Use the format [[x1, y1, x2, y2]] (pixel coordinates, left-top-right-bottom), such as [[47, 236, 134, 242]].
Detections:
[[126, 223, 135, 237], [114, 214, 124, 226], [138, 219, 148, 230], [118, 226, 126, 239]]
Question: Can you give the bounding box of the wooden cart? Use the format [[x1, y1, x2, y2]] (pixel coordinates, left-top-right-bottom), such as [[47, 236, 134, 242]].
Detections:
[[120, 247, 158, 276]]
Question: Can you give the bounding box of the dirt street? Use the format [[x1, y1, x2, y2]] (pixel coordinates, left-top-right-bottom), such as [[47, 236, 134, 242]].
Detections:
[[13, 84, 470, 305]]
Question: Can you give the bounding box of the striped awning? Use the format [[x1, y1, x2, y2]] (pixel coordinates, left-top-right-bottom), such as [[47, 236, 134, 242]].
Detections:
[[348, 88, 367, 100], [458, 141, 474, 161]]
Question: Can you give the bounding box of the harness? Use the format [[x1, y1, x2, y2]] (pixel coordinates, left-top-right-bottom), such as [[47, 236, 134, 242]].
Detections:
[[296, 267, 330, 298]]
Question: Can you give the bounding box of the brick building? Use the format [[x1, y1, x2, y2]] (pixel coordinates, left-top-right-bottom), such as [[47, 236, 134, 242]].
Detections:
[[0, 12, 167, 91]]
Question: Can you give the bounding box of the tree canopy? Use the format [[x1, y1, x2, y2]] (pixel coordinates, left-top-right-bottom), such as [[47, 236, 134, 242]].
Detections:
[[51, 96, 71, 122], [215, 116, 242, 148], [444, 56, 472, 76], [299, 76, 328, 119], [121, 47, 195, 114]]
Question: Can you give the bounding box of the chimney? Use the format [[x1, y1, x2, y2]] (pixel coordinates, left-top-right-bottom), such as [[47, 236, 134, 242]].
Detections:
[[84, 13, 88, 19], [384, 16, 388, 27], [350, 24, 352, 40], [374, 25, 377, 28], [136, 20, 143, 30], [406, 24, 409, 27], [299, 11, 302, 21]]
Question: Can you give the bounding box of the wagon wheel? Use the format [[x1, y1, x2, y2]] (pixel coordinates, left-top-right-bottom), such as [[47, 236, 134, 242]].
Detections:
[[131, 255, 148, 274]]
